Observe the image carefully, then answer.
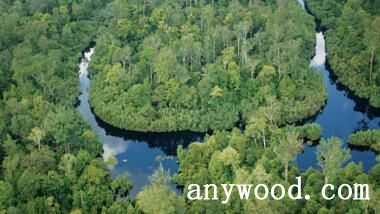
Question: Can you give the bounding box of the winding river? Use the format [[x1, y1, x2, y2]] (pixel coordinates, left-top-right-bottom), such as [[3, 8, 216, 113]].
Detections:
[[78, 48, 204, 195], [77, 0, 380, 195], [296, 0, 380, 171]]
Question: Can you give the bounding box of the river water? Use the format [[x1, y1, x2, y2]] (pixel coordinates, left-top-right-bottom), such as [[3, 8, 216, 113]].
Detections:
[[296, 0, 380, 171], [296, 32, 379, 171], [76, 1, 380, 196], [77, 48, 204, 195]]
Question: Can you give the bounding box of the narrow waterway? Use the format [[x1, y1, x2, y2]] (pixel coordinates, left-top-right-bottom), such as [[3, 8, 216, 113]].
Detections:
[[76, 0, 380, 196], [296, 1, 380, 171], [77, 48, 204, 195]]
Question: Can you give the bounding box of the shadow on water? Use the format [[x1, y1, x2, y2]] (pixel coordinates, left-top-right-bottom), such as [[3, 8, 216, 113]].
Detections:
[[76, 46, 204, 196], [93, 113, 205, 156], [296, 0, 380, 172], [76, 1, 380, 196]]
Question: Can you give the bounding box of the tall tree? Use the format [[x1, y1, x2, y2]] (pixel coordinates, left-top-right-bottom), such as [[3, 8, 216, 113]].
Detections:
[[365, 17, 380, 87], [317, 137, 351, 184], [136, 165, 185, 214], [27, 127, 46, 151], [274, 132, 303, 182]]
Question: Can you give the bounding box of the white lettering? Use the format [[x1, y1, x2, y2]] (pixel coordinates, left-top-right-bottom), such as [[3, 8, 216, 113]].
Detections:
[[254, 184, 269, 200], [321, 184, 335, 200], [271, 184, 286, 200], [353, 183, 370, 200], [288, 176, 303, 200], [237, 185, 252, 200], [187, 184, 202, 200], [338, 184, 352, 200], [204, 184, 218, 200], [221, 184, 235, 204]]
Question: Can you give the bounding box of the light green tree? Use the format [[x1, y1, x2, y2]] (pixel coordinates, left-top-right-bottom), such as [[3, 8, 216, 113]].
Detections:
[[274, 132, 303, 182], [136, 164, 185, 214], [28, 127, 46, 151], [317, 137, 351, 184]]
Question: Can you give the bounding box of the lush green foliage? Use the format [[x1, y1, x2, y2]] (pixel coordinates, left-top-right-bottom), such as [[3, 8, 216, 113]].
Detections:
[[349, 129, 380, 152], [1, 0, 378, 213], [285, 123, 322, 142], [0, 0, 135, 212], [136, 164, 185, 214], [174, 127, 380, 213], [306, 0, 380, 107], [317, 137, 350, 184], [89, 0, 326, 132]]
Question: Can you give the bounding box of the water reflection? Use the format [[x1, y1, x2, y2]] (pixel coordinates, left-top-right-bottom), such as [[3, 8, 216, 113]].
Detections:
[[76, 1, 380, 197], [296, 29, 379, 171], [77, 47, 204, 196], [297, 0, 305, 9]]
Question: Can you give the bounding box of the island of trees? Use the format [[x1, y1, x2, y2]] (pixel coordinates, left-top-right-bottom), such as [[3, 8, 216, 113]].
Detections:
[[89, 0, 326, 132], [349, 129, 380, 152]]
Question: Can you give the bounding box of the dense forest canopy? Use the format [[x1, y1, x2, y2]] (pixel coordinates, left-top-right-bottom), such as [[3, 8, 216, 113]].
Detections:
[[306, 0, 380, 107], [1, 0, 380, 213], [174, 126, 380, 213], [305, 0, 380, 168], [0, 0, 136, 212], [89, 0, 326, 132]]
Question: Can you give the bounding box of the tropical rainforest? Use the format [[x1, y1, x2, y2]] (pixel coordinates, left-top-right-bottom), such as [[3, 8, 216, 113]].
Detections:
[[306, 0, 380, 107], [305, 0, 380, 155], [89, 0, 326, 132], [0, 0, 379, 213]]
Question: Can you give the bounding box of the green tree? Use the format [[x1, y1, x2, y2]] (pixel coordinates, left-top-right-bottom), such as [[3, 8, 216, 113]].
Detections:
[[27, 127, 46, 151], [136, 165, 185, 214], [365, 17, 380, 86], [317, 137, 351, 184], [0, 181, 13, 209], [274, 132, 303, 182]]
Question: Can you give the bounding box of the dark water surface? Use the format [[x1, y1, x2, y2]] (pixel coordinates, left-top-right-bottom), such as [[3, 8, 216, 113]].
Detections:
[[296, 1, 380, 171], [77, 48, 204, 195], [76, 1, 379, 196]]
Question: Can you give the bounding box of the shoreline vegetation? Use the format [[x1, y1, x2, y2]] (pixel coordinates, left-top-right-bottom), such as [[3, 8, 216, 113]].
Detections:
[[0, 0, 137, 212], [88, 0, 326, 132], [349, 130, 380, 152], [305, 0, 380, 108], [305, 0, 380, 153], [1, 0, 380, 213]]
